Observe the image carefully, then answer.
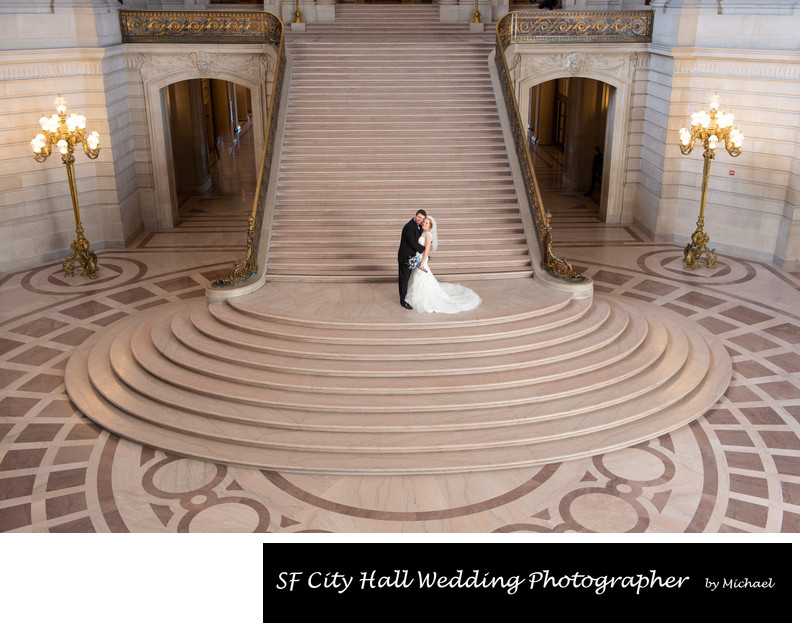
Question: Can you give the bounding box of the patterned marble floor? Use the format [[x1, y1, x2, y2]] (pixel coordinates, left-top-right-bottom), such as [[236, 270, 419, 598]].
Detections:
[[2, 133, 800, 537]]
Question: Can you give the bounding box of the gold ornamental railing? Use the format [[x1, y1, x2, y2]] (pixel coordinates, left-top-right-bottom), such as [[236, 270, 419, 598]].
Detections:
[[120, 10, 283, 46], [119, 10, 286, 288], [495, 10, 653, 282], [497, 9, 654, 45], [212, 32, 285, 288]]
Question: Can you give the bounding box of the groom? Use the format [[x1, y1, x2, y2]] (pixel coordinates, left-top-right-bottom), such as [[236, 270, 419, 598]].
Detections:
[[397, 209, 427, 309]]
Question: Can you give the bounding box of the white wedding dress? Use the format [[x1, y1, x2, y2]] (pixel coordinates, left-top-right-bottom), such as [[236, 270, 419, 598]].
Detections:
[[405, 234, 481, 314]]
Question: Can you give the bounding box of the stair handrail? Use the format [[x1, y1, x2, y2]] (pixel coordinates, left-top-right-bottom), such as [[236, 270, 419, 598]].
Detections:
[[211, 28, 287, 288], [211, 16, 286, 289], [495, 9, 654, 283]]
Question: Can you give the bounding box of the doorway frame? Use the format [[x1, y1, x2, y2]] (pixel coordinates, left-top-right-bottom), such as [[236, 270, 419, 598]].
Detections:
[[135, 45, 276, 229], [508, 45, 643, 224]]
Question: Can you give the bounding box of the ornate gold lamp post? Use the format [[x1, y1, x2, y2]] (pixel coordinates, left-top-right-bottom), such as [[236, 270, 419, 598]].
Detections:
[[294, 0, 304, 24], [31, 95, 101, 278], [678, 93, 744, 270]]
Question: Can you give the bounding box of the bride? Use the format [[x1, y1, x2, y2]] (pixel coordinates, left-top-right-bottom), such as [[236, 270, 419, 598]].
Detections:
[[405, 216, 482, 314]]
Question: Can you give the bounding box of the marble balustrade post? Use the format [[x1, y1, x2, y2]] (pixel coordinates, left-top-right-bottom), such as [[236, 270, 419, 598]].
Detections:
[[275, 0, 335, 24], [440, 0, 508, 24]]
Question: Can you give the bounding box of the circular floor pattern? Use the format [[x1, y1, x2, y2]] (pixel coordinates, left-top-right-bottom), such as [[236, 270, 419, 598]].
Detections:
[[97, 421, 719, 533], [22, 257, 148, 296]]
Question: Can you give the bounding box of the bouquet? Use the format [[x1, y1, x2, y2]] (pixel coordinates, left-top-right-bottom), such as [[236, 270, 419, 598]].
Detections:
[[408, 253, 422, 270]]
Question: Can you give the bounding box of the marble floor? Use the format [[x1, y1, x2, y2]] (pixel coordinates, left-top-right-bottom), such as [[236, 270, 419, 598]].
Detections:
[[2, 132, 800, 539]]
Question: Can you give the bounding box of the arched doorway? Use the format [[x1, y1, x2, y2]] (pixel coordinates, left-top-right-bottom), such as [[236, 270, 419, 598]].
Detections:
[[513, 49, 637, 227], [137, 48, 274, 230]]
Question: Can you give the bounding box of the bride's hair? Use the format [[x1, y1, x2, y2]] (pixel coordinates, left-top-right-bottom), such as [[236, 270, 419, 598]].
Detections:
[[425, 216, 438, 252]]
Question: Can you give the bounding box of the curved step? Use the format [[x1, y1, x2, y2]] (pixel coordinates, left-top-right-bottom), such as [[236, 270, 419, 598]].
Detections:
[[72, 329, 701, 456], [77, 300, 695, 433], [111, 304, 661, 408], [177, 298, 615, 364], [142, 306, 649, 394]]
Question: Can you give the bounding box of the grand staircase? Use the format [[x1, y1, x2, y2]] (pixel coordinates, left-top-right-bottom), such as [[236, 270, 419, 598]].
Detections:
[[268, 5, 529, 281], [64, 6, 732, 474]]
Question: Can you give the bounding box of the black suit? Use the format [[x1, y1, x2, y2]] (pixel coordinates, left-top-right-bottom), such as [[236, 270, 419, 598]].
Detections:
[[397, 218, 426, 302]]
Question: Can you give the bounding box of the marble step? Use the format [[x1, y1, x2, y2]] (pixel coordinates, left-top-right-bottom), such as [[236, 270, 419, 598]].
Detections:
[[268, 243, 528, 253], [280, 137, 504, 146], [265, 256, 532, 270], [278, 152, 511, 160], [263, 272, 536, 282], [287, 90, 497, 101], [287, 43, 495, 50], [274, 218, 523, 228], [285, 102, 499, 112], [87, 314, 677, 431], [266, 237, 526, 248], [303, 24, 478, 33], [105, 303, 664, 413], [284, 115, 501, 126], [263, 272, 535, 282], [282, 126, 502, 135], [289, 75, 492, 85], [188, 296, 606, 360], [265, 250, 531, 263], [280, 136, 505, 145], [222, 279, 574, 328], [270, 208, 519, 217], [289, 59, 493, 68], [68, 347, 721, 473], [276, 167, 514, 177], [290, 33, 495, 43], [271, 208, 522, 217], [267, 237, 527, 248], [271, 199, 519, 208], [275, 185, 517, 195], [271, 218, 523, 228], [80, 326, 691, 446], [272, 204, 518, 214], [139, 319, 653, 398], [265, 262, 529, 278], [275, 189, 516, 201], [276, 173, 513, 183], [267, 235, 526, 246], [165, 302, 627, 378]]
